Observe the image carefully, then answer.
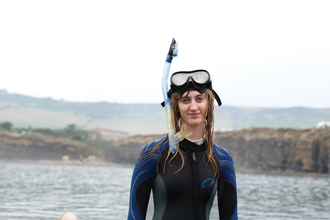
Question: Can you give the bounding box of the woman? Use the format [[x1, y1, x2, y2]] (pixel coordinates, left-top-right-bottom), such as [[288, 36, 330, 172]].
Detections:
[[127, 70, 237, 220]]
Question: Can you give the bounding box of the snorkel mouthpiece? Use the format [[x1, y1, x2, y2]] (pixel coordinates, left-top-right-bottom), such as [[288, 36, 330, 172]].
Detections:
[[162, 38, 192, 154], [169, 124, 192, 153]]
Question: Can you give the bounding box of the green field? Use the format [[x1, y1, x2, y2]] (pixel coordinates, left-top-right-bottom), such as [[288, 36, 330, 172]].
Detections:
[[1, 92, 329, 135]]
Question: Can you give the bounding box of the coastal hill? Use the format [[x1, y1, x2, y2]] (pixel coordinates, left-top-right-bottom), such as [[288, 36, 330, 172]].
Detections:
[[0, 130, 104, 161], [1, 90, 330, 135]]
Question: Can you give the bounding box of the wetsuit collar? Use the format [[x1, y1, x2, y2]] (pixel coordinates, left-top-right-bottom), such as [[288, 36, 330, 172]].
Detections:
[[180, 138, 206, 153], [185, 134, 205, 145]]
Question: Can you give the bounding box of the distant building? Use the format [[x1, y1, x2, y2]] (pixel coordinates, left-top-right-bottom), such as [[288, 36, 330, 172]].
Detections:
[[316, 121, 330, 128], [87, 127, 129, 141]]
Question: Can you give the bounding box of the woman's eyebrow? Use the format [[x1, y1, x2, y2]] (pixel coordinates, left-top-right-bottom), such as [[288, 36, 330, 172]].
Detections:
[[179, 96, 190, 100], [181, 96, 190, 100]]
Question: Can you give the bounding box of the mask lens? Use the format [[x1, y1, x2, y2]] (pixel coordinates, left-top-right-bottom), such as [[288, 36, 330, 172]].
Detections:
[[191, 71, 209, 84], [171, 74, 189, 86]]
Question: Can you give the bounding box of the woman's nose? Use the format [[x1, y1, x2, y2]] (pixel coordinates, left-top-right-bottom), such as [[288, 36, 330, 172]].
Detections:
[[190, 101, 198, 110]]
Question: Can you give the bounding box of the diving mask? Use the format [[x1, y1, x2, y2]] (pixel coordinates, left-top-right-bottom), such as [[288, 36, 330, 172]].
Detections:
[[161, 69, 222, 107]]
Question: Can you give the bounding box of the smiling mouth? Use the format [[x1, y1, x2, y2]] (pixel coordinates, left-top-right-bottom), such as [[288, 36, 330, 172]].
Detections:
[[189, 113, 200, 117]]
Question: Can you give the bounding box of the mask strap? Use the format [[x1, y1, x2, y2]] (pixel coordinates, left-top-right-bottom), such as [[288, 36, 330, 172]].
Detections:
[[211, 89, 222, 106], [161, 88, 221, 107], [161, 89, 174, 107], [209, 81, 222, 106]]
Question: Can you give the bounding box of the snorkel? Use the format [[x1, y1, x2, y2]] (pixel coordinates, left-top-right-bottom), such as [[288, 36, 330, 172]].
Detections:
[[162, 38, 192, 154]]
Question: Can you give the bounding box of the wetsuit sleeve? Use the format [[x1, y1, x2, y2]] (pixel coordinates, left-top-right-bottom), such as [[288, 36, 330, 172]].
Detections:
[[127, 138, 165, 220], [213, 144, 238, 220]]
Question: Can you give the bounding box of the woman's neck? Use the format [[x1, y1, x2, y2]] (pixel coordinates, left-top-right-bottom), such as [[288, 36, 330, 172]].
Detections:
[[183, 123, 205, 141]]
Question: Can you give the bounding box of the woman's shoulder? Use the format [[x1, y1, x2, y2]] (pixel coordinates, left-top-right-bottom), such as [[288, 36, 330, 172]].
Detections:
[[212, 142, 234, 161], [143, 136, 167, 149], [138, 136, 168, 158]]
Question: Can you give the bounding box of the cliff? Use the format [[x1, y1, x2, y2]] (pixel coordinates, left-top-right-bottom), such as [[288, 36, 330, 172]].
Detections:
[[2, 127, 329, 174], [214, 127, 330, 173], [105, 127, 330, 174], [0, 131, 104, 161], [105, 134, 164, 164]]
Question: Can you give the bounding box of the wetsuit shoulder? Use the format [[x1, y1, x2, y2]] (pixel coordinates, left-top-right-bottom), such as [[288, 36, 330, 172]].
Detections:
[[128, 136, 168, 220], [137, 136, 168, 162]]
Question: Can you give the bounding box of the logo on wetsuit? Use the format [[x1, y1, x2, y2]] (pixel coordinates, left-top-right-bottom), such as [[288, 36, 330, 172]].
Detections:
[[201, 178, 214, 188]]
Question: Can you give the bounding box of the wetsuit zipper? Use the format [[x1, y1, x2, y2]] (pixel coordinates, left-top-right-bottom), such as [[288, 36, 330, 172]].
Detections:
[[191, 151, 200, 220], [192, 151, 197, 161]]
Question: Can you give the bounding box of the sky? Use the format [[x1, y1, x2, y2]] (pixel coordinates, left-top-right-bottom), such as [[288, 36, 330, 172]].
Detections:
[[1, 0, 330, 108]]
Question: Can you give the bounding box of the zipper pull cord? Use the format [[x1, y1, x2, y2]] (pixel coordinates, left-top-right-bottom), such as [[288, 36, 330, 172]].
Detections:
[[192, 152, 197, 162]]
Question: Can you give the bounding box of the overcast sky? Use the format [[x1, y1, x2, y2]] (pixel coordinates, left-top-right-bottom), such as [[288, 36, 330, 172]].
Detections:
[[1, 0, 329, 108]]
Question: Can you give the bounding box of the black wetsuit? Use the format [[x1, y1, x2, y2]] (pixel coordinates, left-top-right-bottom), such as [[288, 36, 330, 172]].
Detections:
[[127, 137, 238, 220]]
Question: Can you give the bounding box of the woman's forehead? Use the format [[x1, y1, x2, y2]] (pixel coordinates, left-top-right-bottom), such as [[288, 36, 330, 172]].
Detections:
[[182, 90, 206, 97]]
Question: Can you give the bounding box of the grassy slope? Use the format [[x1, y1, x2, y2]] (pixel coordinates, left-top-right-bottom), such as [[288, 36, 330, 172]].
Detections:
[[1, 92, 329, 135], [0, 131, 105, 159]]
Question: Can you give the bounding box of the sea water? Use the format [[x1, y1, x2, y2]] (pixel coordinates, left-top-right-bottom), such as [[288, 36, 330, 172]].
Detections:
[[0, 162, 329, 220]]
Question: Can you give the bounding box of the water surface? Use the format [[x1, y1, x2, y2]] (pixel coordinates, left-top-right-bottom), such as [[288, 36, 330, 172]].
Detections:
[[0, 162, 329, 220]]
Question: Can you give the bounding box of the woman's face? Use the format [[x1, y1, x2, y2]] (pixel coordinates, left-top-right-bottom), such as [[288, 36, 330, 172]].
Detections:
[[178, 90, 208, 129]]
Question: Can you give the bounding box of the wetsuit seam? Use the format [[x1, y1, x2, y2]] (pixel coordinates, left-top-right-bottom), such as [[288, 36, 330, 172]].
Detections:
[[189, 150, 201, 220], [195, 153, 201, 220]]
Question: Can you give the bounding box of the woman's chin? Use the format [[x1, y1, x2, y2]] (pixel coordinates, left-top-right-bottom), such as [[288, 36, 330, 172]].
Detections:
[[184, 120, 205, 128]]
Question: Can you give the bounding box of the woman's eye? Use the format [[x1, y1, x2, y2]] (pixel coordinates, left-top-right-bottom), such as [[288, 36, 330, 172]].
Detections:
[[196, 97, 205, 102]]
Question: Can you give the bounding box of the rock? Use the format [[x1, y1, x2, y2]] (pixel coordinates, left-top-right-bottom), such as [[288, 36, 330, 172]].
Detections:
[[86, 155, 96, 162], [105, 128, 330, 174], [62, 155, 70, 161], [105, 134, 164, 164], [213, 127, 330, 173], [0, 131, 103, 161]]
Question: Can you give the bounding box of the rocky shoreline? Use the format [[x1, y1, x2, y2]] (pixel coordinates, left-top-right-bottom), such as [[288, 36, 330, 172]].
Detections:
[[106, 127, 330, 175], [1, 127, 330, 176]]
